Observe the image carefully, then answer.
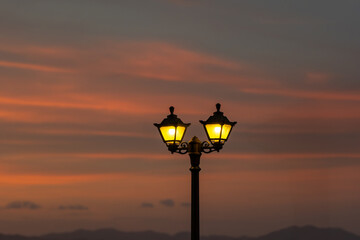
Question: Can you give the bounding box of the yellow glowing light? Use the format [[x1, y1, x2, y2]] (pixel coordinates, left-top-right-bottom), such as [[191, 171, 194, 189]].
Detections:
[[205, 124, 232, 143], [214, 126, 221, 133], [159, 126, 186, 145]]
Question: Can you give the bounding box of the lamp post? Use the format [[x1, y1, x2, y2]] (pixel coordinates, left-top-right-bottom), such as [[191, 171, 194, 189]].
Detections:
[[154, 103, 236, 240]]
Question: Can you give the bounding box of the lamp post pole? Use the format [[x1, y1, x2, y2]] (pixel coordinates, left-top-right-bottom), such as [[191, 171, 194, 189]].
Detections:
[[154, 104, 236, 240], [188, 136, 202, 240]]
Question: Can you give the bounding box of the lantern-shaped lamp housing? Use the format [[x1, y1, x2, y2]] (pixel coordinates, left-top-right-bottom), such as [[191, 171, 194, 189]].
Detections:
[[200, 103, 237, 147], [154, 106, 190, 148]]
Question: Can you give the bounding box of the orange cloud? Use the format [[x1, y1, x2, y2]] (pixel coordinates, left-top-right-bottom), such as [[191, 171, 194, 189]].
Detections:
[[0, 139, 51, 145], [73, 153, 170, 160], [2, 152, 173, 163], [4, 152, 359, 164], [207, 153, 360, 160], [21, 128, 156, 139], [240, 88, 360, 101], [0, 93, 209, 125], [0, 60, 73, 73], [1, 40, 275, 87], [0, 42, 76, 57], [0, 40, 279, 127], [0, 173, 129, 185], [0, 93, 166, 124], [202, 165, 360, 206], [94, 41, 274, 87]]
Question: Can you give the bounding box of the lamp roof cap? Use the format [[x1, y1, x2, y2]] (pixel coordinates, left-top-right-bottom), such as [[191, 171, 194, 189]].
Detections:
[[154, 106, 190, 127], [200, 103, 237, 126]]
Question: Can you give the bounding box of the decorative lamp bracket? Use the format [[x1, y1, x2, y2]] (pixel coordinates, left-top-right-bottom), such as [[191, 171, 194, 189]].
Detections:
[[168, 142, 189, 154]]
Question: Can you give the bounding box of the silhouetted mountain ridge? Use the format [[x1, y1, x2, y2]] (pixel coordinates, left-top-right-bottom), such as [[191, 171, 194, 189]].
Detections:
[[256, 225, 360, 240], [0, 226, 359, 240]]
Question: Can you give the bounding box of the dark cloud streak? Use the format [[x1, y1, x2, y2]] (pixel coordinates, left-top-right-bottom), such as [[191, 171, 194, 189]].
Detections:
[[141, 202, 154, 208], [5, 201, 41, 210], [58, 205, 89, 210], [160, 199, 175, 207]]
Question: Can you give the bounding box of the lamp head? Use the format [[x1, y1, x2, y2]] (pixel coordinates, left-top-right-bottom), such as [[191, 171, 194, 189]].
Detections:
[[200, 103, 236, 148], [154, 106, 190, 150]]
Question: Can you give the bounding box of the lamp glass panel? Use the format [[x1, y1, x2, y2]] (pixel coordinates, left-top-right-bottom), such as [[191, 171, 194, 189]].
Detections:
[[175, 126, 186, 141], [205, 124, 222, 141], [159, 126, 186, 143], [205, 123, 232, 143], [221, 124, 232, 140]]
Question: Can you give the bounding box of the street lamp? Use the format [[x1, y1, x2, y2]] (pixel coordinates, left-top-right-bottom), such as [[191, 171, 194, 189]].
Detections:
[[154, 103, 236, 240]]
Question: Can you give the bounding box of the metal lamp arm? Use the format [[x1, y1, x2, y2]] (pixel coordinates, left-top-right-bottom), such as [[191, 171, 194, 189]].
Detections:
[[168, 142, 189, 154], [201, 141, 222, 153], [168, 140, 223, 154]]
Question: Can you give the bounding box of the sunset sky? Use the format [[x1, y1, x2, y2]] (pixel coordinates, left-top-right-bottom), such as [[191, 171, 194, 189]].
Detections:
[[1, 0, 360, 237]]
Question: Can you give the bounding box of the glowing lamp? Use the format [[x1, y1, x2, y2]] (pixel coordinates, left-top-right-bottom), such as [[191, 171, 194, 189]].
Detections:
[[200, 103, 237, 147], [154, 106, 190, 149]]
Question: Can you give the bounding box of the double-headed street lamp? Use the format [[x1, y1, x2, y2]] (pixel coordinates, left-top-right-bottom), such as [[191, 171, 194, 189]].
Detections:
[[154, 103, 236, 240]]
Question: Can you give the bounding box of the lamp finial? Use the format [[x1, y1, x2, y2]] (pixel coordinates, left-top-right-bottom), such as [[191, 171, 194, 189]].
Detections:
[[216, 103, 221, 112], [169, 106, 175, 115]]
